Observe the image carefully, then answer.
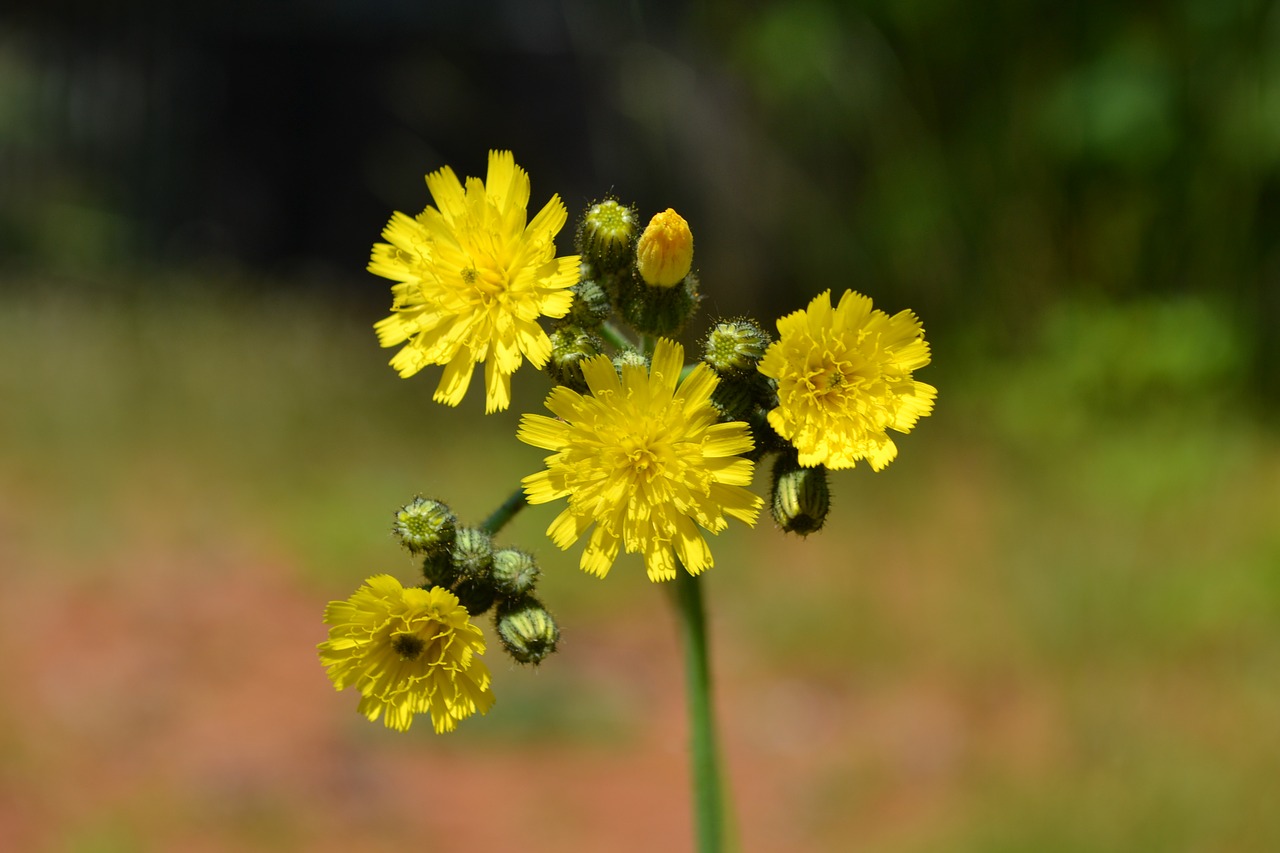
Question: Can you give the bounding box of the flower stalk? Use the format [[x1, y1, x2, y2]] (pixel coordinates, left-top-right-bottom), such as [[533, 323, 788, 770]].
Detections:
[[481, 487, 528, 536], [671, 569, 727, 853]]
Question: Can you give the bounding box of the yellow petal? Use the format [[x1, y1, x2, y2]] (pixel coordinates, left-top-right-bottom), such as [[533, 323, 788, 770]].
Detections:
[[702, 422, 755, 458], [517, 414, 569, 450], [424, 165, 466, 222], [547, 508, 591, 549], [483, 357, 512, 413], [581, 354, 622, 398], [580, 525, 621, 577], [675, 363, 717, 411], [433, 348, 475, 407], [650, 338, 684, 394]]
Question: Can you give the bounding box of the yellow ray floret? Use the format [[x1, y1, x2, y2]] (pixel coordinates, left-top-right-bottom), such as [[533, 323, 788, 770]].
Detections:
[[370, 150, 580, 412], [518, 338, 763, 582], [759, 289, 936, 470], [318, 575, 495, 733]]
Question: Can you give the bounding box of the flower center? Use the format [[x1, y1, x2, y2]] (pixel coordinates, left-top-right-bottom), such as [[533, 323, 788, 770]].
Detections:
[[628, 446, 659, 473], [391, 632, 426, 661]]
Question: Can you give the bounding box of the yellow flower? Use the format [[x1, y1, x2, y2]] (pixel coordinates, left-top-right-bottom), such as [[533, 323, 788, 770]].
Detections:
[[318, 575, 495, 733], [759, 290, 936, 470], [518, 339, 762, 582], [635, 208, 693, 287], [370, 150, 580, 413]]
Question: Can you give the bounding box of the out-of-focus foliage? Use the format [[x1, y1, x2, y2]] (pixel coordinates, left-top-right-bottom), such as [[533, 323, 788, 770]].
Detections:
[[3, 1, 1276, 394], [702, 0, 1277, 381]]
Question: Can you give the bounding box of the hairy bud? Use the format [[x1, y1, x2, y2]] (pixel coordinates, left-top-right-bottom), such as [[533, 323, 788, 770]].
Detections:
[[392, 497, 456, 556], [770, 451, 831, 535], [491, 548, 541, 598], [495, 595, 561, 665]]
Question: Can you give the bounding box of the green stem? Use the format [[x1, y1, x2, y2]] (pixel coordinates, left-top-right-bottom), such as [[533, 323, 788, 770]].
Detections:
[[600, 320, 635, 352], [481, 487, 527, 536], [671, 570, 726, 853]]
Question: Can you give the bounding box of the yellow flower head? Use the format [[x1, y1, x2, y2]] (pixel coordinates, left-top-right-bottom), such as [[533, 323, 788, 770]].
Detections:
[[519, 339, 763, 582], [318, 575, 495, 733], [759, 290, 936, 470], [370, 150, 581, 413], [635, 208, 693, 287]]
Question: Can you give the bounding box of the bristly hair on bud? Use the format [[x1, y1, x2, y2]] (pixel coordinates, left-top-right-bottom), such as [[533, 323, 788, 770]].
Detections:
[[453, 576, 498, 617], [612, 348, 650, 373], [565, 278, 613, 328], [422, 550, 458, 588], [495, 595, 561, 665], [578, 198, 639, 273], [491, 548, 541, 597], [770, 450, 831, 536], [545, 325, 604, 392], [617, 272, 700, 337], [392, 497, 457, 556], [450, 526, 495, 580], [703, 319, 772, 375]]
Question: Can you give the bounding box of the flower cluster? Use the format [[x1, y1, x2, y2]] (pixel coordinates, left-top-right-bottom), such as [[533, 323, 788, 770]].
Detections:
[[324, 151, 936, 733]]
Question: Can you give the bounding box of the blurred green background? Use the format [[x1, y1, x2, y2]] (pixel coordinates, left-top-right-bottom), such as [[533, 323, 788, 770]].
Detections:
[[2, 2, 1278, 851]]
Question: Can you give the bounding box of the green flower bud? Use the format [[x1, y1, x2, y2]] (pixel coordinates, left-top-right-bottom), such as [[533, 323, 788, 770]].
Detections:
[[422, 550, 458, 587], [454, 577, 497, 617], [491, 548, 541, 597], [710, 377, 757, 422], [617, 272, 700, 338], [770, 450, 831, 535], [703, 319, 771, 375], [612, 348, 650, 374], [746, 408, 786, 461], [450, 526, 494, 580], [566, 277, 613, 328], [392, 497, 456, 556], [495, 595, 560, 665], [545, 325, 603, 392], [577, 198, 639, 273]]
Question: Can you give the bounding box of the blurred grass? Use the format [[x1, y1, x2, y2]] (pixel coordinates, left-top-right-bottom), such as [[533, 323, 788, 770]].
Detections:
[[2, 278, 1278, 851]]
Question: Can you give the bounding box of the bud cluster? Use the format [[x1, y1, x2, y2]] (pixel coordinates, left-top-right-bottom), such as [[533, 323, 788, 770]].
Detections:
[[553, 198, 702, 377], [697, 320, 832, 535], [392, 496, 560, 665], [567, 195, 834, 537]]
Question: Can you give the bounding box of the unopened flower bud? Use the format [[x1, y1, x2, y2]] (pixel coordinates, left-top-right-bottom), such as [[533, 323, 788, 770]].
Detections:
[[704, 319, 771, 375], [617, 272, 700, 337], [636, 208, 693, 287], [453, 577, 497, 617], [746, 408, 786, 461], [546, 325, 603, 391], [392, 497, 456, 556], [710, 378, 757, 422], [567, 278, 613, 328], [770, 451, 830, 535], [422, 550, 458, 587], [450, 526, 494, 579], [495, 595, 560, 665], [612, 348, 650, 373], [578, 199, 639, 272], [491, 548, 541, 597]]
